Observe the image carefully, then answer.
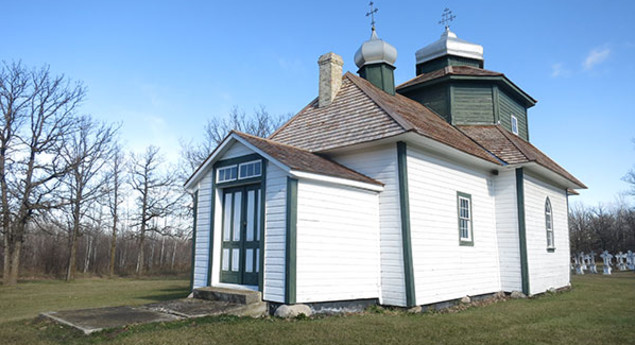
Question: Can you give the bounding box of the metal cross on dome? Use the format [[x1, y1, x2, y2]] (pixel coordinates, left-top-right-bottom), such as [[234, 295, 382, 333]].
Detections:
[[439, 8, 456, 29], [366, 1, 379, 31]]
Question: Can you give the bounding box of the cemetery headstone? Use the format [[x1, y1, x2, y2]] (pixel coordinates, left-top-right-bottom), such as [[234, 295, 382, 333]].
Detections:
[[600, 250, 613, 275]]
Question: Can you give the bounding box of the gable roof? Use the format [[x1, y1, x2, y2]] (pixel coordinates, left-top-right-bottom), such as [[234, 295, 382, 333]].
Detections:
[[271, 72, 501, 165], [184, 130, 382, 191], [233, 131, 382, 186], [396, 65, 537, 106], [457, 125, 586, 188]]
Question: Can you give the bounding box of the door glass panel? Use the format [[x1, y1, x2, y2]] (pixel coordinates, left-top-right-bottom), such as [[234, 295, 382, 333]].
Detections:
[[245, 249, 254, 273], [256, 248, 260, 273], [222, 249, 230, 271], [223, 193, 232, 241], [231, 249, 240, 271], [232, 191, 242, 241], [256, 190, 261, 241], [246, 190, 255, 241]]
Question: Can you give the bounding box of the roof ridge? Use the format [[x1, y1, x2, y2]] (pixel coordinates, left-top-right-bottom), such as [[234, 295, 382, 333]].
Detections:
[[345, 72, 415, 131], [269, 97, 318, 139], [494, 125, 533, 161]]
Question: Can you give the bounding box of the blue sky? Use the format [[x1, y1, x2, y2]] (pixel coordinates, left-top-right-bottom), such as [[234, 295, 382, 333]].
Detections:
[[2, 0, 634, 206]]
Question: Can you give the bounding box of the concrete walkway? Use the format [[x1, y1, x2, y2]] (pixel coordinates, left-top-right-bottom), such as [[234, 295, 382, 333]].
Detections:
[[41, 290, 267, 335]]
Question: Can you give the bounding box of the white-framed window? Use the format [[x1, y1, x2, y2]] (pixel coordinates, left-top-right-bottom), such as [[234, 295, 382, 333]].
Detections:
[[217, 165, 238, 183], [545, 197, 554, 249], [238, 160, 262, 180], [511, 115, 519, 135], [457, 192, 473, 245]]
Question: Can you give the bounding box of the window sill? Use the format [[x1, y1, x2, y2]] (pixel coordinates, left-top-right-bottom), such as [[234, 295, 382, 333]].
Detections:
[[547, 247, 556, 253], [459, 240, 474, 247]]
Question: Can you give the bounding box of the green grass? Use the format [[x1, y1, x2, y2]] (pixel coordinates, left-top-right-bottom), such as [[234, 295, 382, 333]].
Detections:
[[0, 276, 190, 322], [1, 273, 634, 345]]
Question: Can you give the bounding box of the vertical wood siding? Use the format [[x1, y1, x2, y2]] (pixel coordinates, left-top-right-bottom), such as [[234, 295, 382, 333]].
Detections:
[[453, 84, 495, 124], [263, 163, 287, 302], [498, 90, 529, 140], [295, 180, 380, 303], [331, 145, 406, 306], [193, 173, 212, 288], [523, 174, 570, 294], [407, 146, 501, 305], [494, 169, 522, 291]]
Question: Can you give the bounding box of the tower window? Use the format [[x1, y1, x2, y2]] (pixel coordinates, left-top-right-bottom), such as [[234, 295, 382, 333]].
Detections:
[[511, 115, 519, 135]]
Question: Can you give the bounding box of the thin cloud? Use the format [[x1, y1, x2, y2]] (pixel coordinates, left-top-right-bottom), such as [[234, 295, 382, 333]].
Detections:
[[583, 47, 611, 70], [551, 63, 570, 78]]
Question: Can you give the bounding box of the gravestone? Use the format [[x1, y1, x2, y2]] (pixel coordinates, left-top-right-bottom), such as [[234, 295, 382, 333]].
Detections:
[[600, 251, 613, 275], [573, 255, 584, 275], [579, 252, 588, 271], [627, 250, 635, 271], [588, 251, 598, 274], [616, 252, 627, 271]]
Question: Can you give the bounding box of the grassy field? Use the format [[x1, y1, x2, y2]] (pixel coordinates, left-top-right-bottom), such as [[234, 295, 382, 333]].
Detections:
[[0, 273, 634, 345]]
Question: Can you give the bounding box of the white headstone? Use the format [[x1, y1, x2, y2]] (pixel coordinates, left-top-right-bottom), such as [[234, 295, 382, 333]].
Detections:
[[616, 252, 627, 271], [600, 250, 613, 275], [588, 251, 598, 274], [627, 250, 635, 271]]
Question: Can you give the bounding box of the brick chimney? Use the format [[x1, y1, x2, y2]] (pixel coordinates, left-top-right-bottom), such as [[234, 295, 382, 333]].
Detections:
[[318, 52, 343, 108]]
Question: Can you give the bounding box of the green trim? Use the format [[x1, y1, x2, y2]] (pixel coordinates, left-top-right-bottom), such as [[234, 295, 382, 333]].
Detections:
[[492, 85, 500, 124], [214, 153, 262, 168], [258, 161, 267, 292], [190, 191, 199, 291], [515, 168, 530, 295], [397, 142, 416, 307], [206, 170, 216, 286], [285, 177, 298, 305], [448, 85, 455, 125], [457, 192, 474, 246]]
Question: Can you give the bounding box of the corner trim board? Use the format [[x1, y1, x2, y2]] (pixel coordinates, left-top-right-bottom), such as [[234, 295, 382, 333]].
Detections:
[[397, 142, 417, 307], [515, 168, 530, 295], [190, 190, 199, 291], [285, 177, 298, 304], [206, 170, 216, 287]]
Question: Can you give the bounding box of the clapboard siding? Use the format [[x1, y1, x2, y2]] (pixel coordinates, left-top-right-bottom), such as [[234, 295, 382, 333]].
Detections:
[[222, 141, 253, 159], [331, 145, 405, 306], [402, 84, 449, 122], [499, 90, 529, 140], [263, 163, 287, 302], [523, 173, 570, 294], [453, 84, 494, 124], [407, 146, 501, 305], [494, 169, 522, 291], [193, 172, 213, 288], [295, 180, 380, 303]]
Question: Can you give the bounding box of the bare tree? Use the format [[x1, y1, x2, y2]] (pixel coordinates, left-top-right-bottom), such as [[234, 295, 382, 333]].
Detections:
[[180, 106, 290, 174], [0, 62, 85, 285], [107, 144, 126, 277], [61, 115, 118, 281], [129, 146, 178, 275]]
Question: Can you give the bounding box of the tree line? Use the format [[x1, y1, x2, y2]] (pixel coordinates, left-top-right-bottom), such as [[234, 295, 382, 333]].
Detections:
[[0, 61, 288, 286]]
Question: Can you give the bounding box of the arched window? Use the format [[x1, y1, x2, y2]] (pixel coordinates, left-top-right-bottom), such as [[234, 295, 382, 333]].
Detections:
[[545, 198, 554, 250]]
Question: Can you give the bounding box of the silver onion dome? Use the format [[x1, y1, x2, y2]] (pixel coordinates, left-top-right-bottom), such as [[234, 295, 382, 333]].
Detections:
[[415, 28, 483, 65], [354, 29, 397, 68]]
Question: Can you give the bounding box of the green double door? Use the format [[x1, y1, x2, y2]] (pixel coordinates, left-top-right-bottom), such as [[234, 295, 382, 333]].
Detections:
[[220, 185, 261, 286]]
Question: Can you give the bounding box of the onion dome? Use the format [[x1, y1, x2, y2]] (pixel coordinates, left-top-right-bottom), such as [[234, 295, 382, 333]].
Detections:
[[354, 29, 398, 68], [415, 27, 483, 66]]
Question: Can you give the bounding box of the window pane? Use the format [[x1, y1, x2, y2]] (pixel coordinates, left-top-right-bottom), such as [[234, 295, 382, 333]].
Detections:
[[231, 249, 240, 272], [222, 249, 230, 271], [256, 190, 261, 241], [233, 191, 242, 241], [256, 248, 260, 273], [223, 194, 232, 241], [246, 190, 255, 241], [245, 249, 254, 273]]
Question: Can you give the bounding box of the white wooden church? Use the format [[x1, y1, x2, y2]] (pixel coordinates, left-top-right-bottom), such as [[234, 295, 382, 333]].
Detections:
[[184, 21, 585, 309]]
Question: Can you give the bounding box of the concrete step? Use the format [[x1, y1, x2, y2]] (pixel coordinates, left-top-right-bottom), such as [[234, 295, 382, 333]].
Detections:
[[193, 287, 262, 305]]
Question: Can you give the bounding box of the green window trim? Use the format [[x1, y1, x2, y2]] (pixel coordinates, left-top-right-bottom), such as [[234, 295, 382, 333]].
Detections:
[[214, 154, 263, 187], [545, 197, 555, 252], [457, 192, 474, 246]]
